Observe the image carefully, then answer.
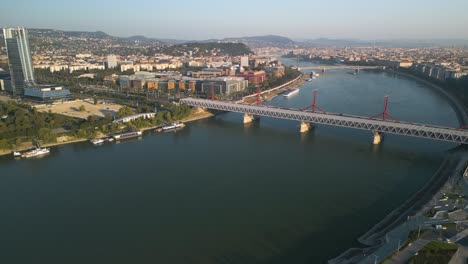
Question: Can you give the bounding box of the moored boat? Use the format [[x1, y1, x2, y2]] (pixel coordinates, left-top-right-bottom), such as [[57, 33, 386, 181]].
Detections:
[[283, 89, 299, 97], [21, 147, 50, 158], [112, 131, 143, 140], [156, 122, 185, 132], [90, 138, 105, 145]]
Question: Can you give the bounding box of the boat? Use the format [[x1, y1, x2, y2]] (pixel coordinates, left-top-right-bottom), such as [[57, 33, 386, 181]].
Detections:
[[13, 151, 21, 157], [90, 138, 105, 145], [21, 147, 50, 158], [112, 131, 143, 140], [107, 137, 114, 142], [307, 78, 313, 82], [158, 122, 185, 132], [283, 89, 299, 97]]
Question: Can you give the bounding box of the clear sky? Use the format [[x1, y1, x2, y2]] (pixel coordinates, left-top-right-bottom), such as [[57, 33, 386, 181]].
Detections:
[[2, 0, 467, 40]]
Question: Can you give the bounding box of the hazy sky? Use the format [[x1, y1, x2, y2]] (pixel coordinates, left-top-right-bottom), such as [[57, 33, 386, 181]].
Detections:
[[2, 0, 468, 40]]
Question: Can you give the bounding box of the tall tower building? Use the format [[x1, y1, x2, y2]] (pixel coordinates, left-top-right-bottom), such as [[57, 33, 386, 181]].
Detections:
[[3, 27, 35, 96], [106, 54, 118, 69]]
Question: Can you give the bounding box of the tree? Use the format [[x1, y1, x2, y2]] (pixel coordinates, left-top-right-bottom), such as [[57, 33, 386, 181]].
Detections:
[[164, 111, 172, 122], [115, 106, 134, 119], [38, 127, 56, 143], [79, 105, 86, 112], [93, 97, 98, 105], [0, 139, 10, 150]]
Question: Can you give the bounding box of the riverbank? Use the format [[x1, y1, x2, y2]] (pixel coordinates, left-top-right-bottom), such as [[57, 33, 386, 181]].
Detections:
[[390, 70, 468, 126], [0, 110, 214, 157], [241, 74, 306, 105]]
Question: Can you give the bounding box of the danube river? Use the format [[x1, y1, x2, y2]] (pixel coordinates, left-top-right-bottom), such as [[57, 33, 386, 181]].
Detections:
[[0, 63, 459, 263]]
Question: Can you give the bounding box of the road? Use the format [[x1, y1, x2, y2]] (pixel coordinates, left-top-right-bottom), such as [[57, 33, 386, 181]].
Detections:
[[384, 239, 430, 264]]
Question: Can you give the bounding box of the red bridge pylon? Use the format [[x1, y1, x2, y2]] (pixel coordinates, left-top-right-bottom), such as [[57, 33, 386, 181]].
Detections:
[[301, 89, 325, 113], [369, 96, 399, 122], [208, 82, 217, 100]]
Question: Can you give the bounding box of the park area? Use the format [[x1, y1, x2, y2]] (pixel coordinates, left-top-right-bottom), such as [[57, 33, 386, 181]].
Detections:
[[35, 99, 122, 119]]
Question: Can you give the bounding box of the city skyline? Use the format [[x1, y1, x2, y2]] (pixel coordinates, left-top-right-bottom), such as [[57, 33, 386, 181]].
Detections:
[[1, 0, 468, 40]]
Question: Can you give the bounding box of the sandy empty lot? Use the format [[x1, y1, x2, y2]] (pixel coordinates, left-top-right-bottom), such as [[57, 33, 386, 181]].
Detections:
[[35, 100, 122, 119]]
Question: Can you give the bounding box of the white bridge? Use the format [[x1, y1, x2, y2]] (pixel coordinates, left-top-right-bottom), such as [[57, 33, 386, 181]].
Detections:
[[180, 98, 468, 145]]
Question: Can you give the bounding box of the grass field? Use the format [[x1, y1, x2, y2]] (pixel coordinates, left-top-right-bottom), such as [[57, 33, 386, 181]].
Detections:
[[35, 100, 122, 119], [407, 241, 458, 264]]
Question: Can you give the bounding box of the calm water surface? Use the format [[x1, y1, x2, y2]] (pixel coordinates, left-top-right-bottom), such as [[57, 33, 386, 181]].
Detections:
[[0, 63, 459, 263]]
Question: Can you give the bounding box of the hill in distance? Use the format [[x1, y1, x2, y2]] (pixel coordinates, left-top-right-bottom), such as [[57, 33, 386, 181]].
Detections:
[[162, 42, 253, 56]]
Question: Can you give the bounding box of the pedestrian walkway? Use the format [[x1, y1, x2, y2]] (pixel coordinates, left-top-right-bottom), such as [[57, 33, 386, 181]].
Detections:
[[448, 245, 468, 264], [384, 239, 430, 264]]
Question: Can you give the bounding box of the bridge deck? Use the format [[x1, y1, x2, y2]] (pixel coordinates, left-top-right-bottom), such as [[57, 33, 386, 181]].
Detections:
[[180, 98, 468, 145]]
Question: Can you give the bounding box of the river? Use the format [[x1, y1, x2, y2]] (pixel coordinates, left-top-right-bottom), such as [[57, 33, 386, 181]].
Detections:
[[0, 60, 460, 263]]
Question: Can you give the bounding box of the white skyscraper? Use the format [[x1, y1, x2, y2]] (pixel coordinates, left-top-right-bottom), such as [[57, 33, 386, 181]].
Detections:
[[3, 27, 35, 95], [240, 56, 249, 68], [107, 55, 118, 69]]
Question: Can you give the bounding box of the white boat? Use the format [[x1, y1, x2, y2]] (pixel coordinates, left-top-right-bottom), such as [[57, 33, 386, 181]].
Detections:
[[21, 147, 50, 158], [307, 78, 313, 82], [13, 151, 21, 157], [283, 89, 299, 97], [161, 122, 185, 131], [113, 131, 143, 140], [107, 138, 114, 142], [90, 138, 105, 145]]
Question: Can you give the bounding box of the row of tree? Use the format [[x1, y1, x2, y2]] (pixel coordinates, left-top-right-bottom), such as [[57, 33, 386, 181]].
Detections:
[[0, 101, 79, 149]]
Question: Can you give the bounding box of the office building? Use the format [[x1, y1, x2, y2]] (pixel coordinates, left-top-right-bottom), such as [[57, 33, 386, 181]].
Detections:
[[201, 77, 248, 95], [107, 55, 118, 69], [3, 27, 35, 95], [240, 56, 249, 68], [23, 85, 71, 102], [0, 70, 11, 92], [237, 70, 266, 86]]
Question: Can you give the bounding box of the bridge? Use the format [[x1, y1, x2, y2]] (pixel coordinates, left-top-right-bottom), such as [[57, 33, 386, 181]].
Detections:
[[180, 96, 468, 145], [297, 65, 382, 71]]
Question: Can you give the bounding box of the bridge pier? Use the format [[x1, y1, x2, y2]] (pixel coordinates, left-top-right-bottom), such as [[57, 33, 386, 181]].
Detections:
[[372, 131, 384, 145], [192, 106, 208, 114], [243, 113, 259, 124], [299, 121, 312, 133]]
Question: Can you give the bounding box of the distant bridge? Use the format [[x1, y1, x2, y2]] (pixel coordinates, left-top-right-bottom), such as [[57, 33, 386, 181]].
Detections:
[[180, 97, 468, 145], [296, 65, 382, 71]]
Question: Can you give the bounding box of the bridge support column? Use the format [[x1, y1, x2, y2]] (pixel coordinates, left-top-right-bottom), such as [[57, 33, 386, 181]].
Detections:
[[372, 131, 384, 145], [299, 121, 312, 133], [243, 113, 259, 124], [192, 106, 208, 114]]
